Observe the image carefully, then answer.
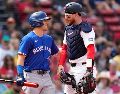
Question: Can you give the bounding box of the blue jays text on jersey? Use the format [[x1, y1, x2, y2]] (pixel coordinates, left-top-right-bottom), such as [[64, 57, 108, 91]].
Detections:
[[33, 46, 51, 55], [18, 31, 59, 71]]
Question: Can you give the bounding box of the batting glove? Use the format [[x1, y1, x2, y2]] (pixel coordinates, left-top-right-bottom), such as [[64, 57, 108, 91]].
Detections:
[[16, 73, 25, 86]]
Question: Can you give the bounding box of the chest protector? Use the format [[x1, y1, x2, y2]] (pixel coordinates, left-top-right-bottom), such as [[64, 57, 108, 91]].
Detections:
[[66, 22, 91, 60]]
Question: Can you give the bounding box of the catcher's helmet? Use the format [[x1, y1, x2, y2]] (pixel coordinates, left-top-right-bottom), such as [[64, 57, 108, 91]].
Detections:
[[28, 11, 50, 28], [64, 2, 86, 16]]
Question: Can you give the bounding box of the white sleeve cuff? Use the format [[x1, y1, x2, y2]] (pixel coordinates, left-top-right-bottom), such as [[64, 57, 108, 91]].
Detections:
[[18, 52, 26, 56], [86, 59, 93, 68]]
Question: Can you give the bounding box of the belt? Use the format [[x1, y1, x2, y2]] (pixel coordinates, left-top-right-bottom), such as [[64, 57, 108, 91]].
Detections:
[[25, 70, 48, 75], [70, 62, 86, 67]]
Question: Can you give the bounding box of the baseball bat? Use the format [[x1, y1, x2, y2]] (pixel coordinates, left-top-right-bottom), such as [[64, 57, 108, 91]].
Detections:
[[0, 79, 39, 88]]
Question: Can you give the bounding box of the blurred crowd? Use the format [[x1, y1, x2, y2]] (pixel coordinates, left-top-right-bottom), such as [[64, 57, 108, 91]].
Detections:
[[0, 0, 120, 94]]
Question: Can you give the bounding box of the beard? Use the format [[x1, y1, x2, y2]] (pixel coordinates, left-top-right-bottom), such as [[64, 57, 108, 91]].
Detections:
[[65, 19, 75, 25]]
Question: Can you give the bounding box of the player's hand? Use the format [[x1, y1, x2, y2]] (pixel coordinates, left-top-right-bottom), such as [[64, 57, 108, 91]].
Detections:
[[82, 68, 96, 93], [57, 65, 64, 75], [16, 74, 25, 86], [84, 68, 93, 79]]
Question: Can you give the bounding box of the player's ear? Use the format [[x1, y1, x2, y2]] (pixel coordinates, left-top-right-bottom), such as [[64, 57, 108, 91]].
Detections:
[[75, 13, 80, 17], [73, 13, 78, 19]]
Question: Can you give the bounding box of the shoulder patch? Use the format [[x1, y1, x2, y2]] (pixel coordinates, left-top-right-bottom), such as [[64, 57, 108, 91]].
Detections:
[[81, 22, 92, 33]]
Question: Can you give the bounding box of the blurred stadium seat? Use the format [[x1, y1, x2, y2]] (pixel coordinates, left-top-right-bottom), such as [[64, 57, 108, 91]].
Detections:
[[103, 16, 120, 25], [88, 17, 99, 25], [109, 25, 120, 32], [114, 8, 120, 15], [113, 32, 120, 41], [98, 9, 115, 16]]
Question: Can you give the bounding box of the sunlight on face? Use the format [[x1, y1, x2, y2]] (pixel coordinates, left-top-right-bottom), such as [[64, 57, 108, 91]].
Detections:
[[65, 13, 75, 25], [42, 19, 51, 33]]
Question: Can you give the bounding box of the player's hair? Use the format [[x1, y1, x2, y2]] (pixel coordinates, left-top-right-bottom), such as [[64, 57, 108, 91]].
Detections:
[[78, 13, 81, 16]]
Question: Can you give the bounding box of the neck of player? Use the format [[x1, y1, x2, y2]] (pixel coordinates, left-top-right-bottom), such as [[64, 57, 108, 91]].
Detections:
[[33, 27, 44, 37]]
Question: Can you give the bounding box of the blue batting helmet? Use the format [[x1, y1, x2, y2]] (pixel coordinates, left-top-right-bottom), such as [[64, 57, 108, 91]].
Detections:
[[28, 11, 51, 28]]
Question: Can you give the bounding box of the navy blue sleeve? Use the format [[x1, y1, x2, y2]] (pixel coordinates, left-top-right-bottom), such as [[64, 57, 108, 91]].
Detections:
[[51, 39, 59, 55], [18, 36, 33, 56]]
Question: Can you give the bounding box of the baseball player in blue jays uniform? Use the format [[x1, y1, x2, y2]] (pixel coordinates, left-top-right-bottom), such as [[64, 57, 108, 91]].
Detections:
[[16, 11, 59, 94]]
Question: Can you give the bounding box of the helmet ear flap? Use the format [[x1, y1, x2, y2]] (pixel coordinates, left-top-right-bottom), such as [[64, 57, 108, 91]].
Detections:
[[31, 21, 44, 28], [37, 21, 44, 27]]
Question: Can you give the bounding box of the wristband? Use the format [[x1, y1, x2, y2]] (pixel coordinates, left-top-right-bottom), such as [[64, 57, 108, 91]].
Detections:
[[17, 65, 24, 75], [86, 59, 93, 68]]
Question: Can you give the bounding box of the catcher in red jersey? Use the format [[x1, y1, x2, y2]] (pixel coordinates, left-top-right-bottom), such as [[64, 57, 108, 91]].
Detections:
[[57, 2, 97, 94]]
